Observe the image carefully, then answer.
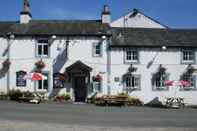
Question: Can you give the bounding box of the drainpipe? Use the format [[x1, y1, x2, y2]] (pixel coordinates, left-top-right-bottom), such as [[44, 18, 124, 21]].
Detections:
[[106, 37, 111, 95], [6, 33, 15, 94]]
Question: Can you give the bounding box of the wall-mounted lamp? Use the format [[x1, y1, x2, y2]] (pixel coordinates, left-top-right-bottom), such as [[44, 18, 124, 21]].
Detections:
[[161, 46, 167, 51], [9, 34, 15, 39], [51, 35, 57, 39], [101, 35, 107, 40], [49, 35, 57, 46]]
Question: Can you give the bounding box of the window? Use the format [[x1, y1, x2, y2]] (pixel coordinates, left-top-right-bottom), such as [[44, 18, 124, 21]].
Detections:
[[36, 40, 49, 57], [93, 42, 102, 57], [93, 81, 102, 92], [125, 50, 139, 63], [16, 71, 27, 87], [182, 50, 195, 63], [152, 74, 169, 91], [181, 75, 196, 90], [37, 73, 48, 91], [124, 75, 140, 91]]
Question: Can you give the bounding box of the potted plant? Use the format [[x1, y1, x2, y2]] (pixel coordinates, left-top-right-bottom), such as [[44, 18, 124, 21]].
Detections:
[[35, 59, 45, 71], [92, 74, 102, 82], [2, 59, 11, 70]]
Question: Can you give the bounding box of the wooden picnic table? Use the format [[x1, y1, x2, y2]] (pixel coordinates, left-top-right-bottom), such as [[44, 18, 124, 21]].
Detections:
[[165, 97, 185, 108], [95, 95, 128, 106]]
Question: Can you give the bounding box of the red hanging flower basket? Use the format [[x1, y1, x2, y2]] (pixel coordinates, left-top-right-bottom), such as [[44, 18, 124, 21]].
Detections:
[[2, 59, 11, 69], [35, 60, 46, 70], [92, 74, 102, 82]]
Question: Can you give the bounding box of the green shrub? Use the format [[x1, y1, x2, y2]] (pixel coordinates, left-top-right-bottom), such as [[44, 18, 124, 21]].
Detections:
[[55, 92, 71, 102], [63, 92, 71, 101], [8, 89, 23, 101], [117, 92, 129, 97], [127, 97, 144, 106]]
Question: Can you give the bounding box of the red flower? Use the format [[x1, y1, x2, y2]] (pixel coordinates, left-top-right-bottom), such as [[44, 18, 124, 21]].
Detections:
[[93, 74, 102, 82], [2, 59, 11, 69]]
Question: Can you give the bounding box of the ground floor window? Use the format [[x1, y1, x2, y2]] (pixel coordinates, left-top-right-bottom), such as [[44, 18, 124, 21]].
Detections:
[[180, 75, 196, 90], [38, 73, 49, 91], [152, 74, 169, 91], [123, 75, 141, 91]]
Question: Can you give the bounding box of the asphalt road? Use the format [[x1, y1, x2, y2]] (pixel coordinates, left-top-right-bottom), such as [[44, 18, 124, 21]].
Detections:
[[0, 101, 197, 130]]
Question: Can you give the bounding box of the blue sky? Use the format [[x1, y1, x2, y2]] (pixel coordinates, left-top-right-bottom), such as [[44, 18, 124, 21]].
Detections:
[[0, 0, 197, 28]]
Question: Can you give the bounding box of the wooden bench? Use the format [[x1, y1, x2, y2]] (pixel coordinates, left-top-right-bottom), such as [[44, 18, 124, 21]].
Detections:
[[95, 95, 128, 106], [18, 93, 42, 104], [0, 92, 8, 100]]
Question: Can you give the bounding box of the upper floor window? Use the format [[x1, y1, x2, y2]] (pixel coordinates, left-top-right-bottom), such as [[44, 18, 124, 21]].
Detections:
[[125, 49, 139, 63], [36, 40, 49, 57], [182, 50, 195, 64], [93, 42, 102, 57], [123, 75, 141, 91]]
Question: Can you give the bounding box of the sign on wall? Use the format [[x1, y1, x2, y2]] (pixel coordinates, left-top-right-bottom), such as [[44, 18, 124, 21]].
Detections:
[[16, 71, 27, 87]]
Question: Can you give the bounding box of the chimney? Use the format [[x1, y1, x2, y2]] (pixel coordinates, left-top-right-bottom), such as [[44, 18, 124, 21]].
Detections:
[[20, 0, 32, 24], [101, 5, 111, 24]]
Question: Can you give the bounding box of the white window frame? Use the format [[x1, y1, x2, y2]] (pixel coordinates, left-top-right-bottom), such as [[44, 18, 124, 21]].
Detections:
[[124, 75, 141, 90], [36, 72, 49, 91], [181, 50, 195, 64], [93, 42, 102, 57], [180, 75, 196, 91], [124, 49, 139, 63], [152, 73, 169, 91], [36, 40, 49, 57]]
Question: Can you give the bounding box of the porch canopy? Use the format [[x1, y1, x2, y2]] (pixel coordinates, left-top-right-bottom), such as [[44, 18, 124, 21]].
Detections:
[[66, 61, 92, 74]]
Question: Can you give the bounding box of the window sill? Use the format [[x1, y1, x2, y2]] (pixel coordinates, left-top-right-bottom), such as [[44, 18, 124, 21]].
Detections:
[[181, 61, 195, 64], [153, 87, 169, 91], [93, 55, 102, 58], [180, 88, 196, 91], [125, 87, 141, 91], [124, 60, 140, 64], [36, 56, 50, 59]]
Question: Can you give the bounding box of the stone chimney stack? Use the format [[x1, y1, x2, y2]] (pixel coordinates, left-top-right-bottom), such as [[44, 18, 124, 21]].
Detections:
[[101, 5, 111, 24], [20, 0, 32, 24]]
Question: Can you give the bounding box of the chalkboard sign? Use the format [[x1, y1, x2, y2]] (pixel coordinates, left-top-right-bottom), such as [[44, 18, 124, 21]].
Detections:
[[16, 71, 27, 87], [53, 73, 65, 88]]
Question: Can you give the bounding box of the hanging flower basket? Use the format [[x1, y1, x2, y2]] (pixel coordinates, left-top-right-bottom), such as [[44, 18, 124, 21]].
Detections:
[[92, 74, 102, 82], [128, 64, 137, 73], [35, 60, 46, 71], [2, 59, 11, 69]]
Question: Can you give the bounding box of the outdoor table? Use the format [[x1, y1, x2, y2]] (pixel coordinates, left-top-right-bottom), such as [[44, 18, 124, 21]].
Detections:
[[165, 97, 185, 108]]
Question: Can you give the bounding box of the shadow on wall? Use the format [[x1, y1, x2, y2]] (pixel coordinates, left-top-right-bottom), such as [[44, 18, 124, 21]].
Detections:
[[53, 47, 68, 73], [145, 97, 165, 108], [0, 68, 8, 79]]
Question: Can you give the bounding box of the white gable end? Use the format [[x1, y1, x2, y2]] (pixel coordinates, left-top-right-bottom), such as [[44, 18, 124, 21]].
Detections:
[[110, 9, 166, 29]]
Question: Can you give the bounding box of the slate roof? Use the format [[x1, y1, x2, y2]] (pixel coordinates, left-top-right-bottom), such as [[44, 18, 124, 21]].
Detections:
[[111, 28, 197, 48], [0, 20, 111, 37]]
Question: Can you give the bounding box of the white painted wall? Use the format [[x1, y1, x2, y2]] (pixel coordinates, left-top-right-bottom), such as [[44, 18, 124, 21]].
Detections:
[[53, 37, 109, 96], [0, 36, 109, 99], [110, 11, 166, 29], [1, 35, 197, 105], [110, 48, 197, 105]]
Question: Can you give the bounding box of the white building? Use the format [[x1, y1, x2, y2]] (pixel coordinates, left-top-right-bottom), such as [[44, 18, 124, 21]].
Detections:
[[0, 0, 197, 105]]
